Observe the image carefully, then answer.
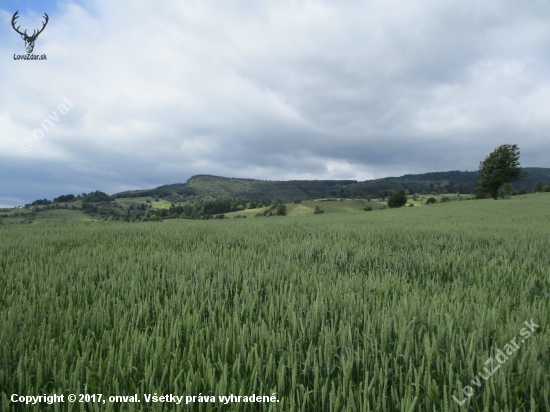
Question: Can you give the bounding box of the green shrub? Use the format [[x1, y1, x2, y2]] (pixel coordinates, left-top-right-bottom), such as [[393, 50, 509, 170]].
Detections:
[[363, 206, 372, 211], [426, 197, 437, 204], [276, 204, 287, 216], [314, 206, 325, 214], [387, 190, 407, 208], [534, 180, 544, 192]]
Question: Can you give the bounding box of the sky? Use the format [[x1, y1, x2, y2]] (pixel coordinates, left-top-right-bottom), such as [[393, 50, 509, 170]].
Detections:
[[1, 0, 550, 207]]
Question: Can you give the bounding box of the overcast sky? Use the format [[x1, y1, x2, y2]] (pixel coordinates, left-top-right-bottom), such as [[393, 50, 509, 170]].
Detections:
[[1, 0, 549, 206]]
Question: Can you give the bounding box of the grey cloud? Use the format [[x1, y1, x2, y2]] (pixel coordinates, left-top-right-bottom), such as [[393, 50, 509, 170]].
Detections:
[[1, 0, 549, 205]]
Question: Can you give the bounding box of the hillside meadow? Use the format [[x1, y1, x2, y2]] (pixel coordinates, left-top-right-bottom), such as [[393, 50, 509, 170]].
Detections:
[[0, 193, 455, 224], [0, 194, 549, 411], [223, 198, 388, 218]]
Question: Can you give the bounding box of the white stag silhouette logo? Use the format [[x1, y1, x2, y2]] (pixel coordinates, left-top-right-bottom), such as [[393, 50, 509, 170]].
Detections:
[[11, 11, 49, 54]]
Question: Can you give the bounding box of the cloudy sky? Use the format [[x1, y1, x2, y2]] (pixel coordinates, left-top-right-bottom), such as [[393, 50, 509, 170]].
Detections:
[[1, 0, 549, 206]]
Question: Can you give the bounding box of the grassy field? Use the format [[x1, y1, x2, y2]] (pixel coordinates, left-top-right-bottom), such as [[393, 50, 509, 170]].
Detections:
[[0, 197, 172, 225], [223, 199, 388, 218], [0, 194, 478, 224], [0, 194, 549, 411]]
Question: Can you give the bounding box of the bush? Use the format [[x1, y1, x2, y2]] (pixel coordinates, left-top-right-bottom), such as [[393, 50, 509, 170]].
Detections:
[[426, 197, 437, 204], [82, 203, 98, 214], [215, 214, 225, 219], [408, 204, 414, 207], [363, 206, 372, 211], [534, 180, 544, 192], [148, 215, 161, 222], [518, 189, 528, 195], [276, 204, 287, 216], [293, 199, 302, 204], [440, 196, 450, 203], [543, 185, 550, 193], [314, 206, 325, 214], [387, 190, 407, 208]]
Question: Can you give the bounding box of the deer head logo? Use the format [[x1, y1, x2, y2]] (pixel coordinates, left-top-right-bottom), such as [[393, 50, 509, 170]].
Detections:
[[11, 11, 49, 54]]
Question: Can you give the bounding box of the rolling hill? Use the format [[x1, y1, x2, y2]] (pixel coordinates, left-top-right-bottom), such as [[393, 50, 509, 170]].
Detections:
[[112, 167, 550, 202]]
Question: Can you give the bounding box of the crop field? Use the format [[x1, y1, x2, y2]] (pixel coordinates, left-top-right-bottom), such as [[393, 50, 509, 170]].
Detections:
[[0, 194, 549, 411]]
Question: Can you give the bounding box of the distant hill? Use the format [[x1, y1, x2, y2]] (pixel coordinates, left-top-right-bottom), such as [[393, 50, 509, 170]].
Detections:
[[114, 175, 359, 202], [112, 167, 550, 202]]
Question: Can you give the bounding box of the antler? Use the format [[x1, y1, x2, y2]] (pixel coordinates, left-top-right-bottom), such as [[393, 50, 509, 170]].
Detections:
[[11, 11, 26, 37], [11, 11, 49, 39], [31, 13, 49, 39]]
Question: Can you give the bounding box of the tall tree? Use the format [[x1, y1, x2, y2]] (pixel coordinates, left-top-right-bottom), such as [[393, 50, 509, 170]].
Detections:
[[475, 144, 527, 200]]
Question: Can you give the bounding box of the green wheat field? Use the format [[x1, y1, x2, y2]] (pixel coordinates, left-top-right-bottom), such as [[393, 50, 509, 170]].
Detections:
[[1, 194, 549, 411]]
